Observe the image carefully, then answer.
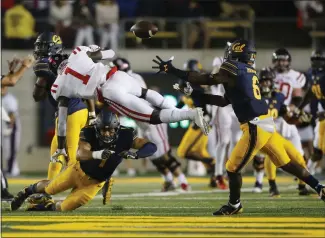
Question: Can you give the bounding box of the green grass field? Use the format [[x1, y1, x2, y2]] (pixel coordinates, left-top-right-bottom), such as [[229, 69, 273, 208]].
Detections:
[[2, 176, 325, 237]]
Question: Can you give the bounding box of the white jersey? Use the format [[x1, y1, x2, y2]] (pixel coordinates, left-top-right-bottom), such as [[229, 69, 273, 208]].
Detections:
[[274, 69, 306, 105], [127, 70, 147, 89], [51, 46, 111, 100]]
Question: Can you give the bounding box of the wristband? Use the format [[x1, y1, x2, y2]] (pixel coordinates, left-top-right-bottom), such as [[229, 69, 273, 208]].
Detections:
[[92, 150, 104, 159], [89, 111, 96, 117]]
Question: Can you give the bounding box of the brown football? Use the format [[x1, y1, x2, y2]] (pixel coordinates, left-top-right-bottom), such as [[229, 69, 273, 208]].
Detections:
[[130, 21, 158, 39]]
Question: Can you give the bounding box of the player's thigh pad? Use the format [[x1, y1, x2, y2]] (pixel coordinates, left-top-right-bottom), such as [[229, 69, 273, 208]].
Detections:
[[226, 123, 271, 173], [45, 163, 79, 195], [282, 135, 306, 168], [261, 133, 291, 167]]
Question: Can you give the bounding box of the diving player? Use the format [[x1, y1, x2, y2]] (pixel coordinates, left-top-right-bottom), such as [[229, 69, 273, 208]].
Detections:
[[252, 67, 311, 196], [152, 39, 325, 215], [10, 109, 157, 211], [299, 49, 325, 174], [51, 45, 208, 162], [32, 32, 93, 179], [175, 59, 218, 188]]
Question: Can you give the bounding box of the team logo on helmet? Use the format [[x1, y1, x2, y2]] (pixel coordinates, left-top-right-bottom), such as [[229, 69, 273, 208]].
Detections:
[[232, 43, 246, 53], [52, 35, 62, 44]]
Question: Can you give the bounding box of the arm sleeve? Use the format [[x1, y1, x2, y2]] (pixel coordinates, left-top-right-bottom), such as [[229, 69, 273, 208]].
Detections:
[[191, 90, 230, 107]]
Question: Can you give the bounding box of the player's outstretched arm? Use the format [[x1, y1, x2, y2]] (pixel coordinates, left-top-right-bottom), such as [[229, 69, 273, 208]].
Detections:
[[86, 49, 115, 61], [55, 96, 70, 154], [152, 55, 232, 85], [298, 86, 314, 110], [85, 99, 96, 125]]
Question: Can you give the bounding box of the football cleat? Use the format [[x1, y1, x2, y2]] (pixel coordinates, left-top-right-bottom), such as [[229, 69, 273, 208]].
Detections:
[[102, 178, 114, 205], [26, 193, 53, 205], [252, 182, 263, 193], [26, 201, 55, 211], [216, 175, 228, 190], [209, 176, 218, 188], [10, 188, 30, 211], [180, 183, 191, 191], [269, 186, 280, 197], [316, 185, 325, 202], [213, 203, 243, 216], [161, 181, 176, 192], [1, 189, 14, 201], [298, 185, 311, 196], [194, 107, 210, 135]]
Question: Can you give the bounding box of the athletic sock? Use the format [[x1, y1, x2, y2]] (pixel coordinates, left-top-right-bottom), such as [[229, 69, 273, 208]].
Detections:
[[227, 171, 242, 205], [255, 170, 264, 185], [178, 173, 188, 184], [159, 108, 195, 123], [164, 171, 173, 182]]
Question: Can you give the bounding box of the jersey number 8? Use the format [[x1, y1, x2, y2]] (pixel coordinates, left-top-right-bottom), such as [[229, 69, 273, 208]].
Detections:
[[252, 75, 261, 100]]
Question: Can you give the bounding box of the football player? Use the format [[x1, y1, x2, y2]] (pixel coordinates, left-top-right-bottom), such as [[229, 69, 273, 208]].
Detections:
[[10, 109, 157, 211], [152, 39, 325, 215], [32, 32, 95, 179], [113, 58, 189, 191], [252, 67, 311, 196], [174, 59, 218, 188], [299, 49, 325, 174], [51, 46, 208, 162]]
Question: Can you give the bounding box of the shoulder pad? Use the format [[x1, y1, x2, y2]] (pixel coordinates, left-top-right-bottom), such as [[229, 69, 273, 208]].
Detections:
[[220, 60, 238, 76]]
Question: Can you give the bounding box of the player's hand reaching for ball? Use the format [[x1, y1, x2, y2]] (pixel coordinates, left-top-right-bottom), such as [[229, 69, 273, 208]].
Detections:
[[152, 56, 175, 74]]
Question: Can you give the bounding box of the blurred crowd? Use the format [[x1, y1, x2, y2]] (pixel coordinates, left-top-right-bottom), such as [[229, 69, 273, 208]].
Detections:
[[2, 0, 324, 49]]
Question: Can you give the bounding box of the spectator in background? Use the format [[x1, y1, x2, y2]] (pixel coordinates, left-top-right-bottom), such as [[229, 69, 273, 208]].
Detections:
[[186, 0, 208, 49], [73, 0, 95, 47], [1, 87, 21, 177], [295, 1, 324, 28], [116, 0, 138, 18], [95, 0, 119, 50], [49, 0, 73, 36], [4, 0, 36, 49]]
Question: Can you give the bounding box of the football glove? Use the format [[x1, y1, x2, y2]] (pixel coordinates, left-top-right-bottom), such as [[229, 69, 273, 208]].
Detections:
[[173, 82, 193, 96], [119, 150, 138, 160], [102, 149, 115, 160], [51, 149, 67, 164], [152, 55, 175, 74], [88, 112, 96, 125]]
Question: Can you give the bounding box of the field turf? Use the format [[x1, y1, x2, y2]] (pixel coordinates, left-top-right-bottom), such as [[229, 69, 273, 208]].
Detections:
[[1, 176, 325, 237]]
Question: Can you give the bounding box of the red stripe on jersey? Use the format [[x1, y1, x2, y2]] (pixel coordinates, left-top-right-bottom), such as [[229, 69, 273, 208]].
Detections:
[[76, 47, 81, 51], [72, 50, 77, 55], [106, 66, 118, 80], [52, 84, 58, 88], [107, 99, 151, 118], [109, 104, 149, 122], [51, 89, 56, 93]]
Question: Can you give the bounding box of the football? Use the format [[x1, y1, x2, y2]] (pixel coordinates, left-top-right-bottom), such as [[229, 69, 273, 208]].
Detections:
[[130, 21, 158, 39]]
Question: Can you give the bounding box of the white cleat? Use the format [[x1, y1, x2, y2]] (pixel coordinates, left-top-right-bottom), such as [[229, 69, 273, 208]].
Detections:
[[194, 107, 209, 135], [252, 186, 263, 193]]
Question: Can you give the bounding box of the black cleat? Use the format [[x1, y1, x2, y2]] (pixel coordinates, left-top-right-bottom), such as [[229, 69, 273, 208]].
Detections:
[[269, 186, 280, 197], [1, 189, 14, 201], [213, 203, 243, 216], [161, 181, 176, 192], [10, 188, 30, 211], [316, 185, 325, 202], [298, 185, 311, 196]]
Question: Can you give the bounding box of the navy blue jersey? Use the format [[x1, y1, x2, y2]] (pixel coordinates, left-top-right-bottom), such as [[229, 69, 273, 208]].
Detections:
[[221, 60, 268, 123], [309, 69, 325, 109], [79, 126, 135, 181], [264, 91, 286, 119], [33, 57, 86, 115]]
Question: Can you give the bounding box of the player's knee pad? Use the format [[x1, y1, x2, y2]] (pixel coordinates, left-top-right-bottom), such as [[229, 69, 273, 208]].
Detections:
[[165, 151, 181, 173], [253, 155, 265, 171], [151, 157, 168, 174], [311, 147, 323, 162], [150, 109, 162, 125], [140, 88, 148, 99]]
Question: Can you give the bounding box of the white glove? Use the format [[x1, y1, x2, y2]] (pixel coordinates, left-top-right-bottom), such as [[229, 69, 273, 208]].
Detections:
[[88, 112, 96, 125], [51, 148, 67, 164], [173, 82, 193, 96]]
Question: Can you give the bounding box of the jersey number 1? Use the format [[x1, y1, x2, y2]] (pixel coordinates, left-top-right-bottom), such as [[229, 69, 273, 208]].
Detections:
[[252, 76, 261, 100], [64, 67, 90, 85]]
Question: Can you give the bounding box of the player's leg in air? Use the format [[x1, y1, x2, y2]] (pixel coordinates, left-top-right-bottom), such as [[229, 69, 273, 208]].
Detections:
[[177, 122, 216, 187], [100, 71, 209, 135]]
